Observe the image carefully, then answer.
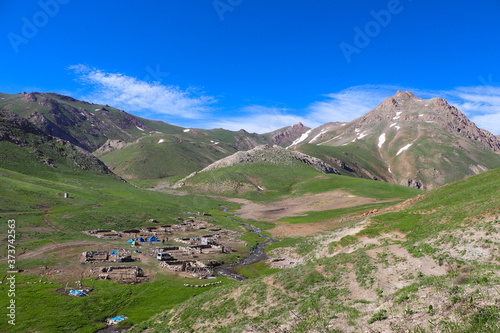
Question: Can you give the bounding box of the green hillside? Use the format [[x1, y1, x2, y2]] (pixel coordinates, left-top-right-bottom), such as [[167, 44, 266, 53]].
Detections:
[[0, 108, 256, 332], [300, 143, 388, 180], [129, 168, 500, 333], [0, 132, 255, 332], [181, 159, 421, 203], [96, 131, 271, 184]]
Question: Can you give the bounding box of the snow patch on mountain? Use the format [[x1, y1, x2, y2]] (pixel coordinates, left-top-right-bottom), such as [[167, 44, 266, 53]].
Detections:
[[393, 111, 402, 120], [357, 131, 367, 139], [378, 133, 386, 148], [396, 143, 413, 156], [287, 129, 312, 148], [309, 129, 327, 143]]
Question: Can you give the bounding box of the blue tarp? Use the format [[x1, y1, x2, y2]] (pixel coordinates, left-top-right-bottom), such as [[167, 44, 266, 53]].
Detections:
[[137, 237, 145, 242], [69, 290, 86, 297], [108, 315, 128, 325], [148, 236, 158, 242], [110, 250, 117, 255]]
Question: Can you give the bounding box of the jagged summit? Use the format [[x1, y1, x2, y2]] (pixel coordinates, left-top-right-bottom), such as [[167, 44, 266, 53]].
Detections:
[[343, 91, 500, 152], [394, 90, 416, 99], [292, 91, 500, 190], [271, 122, 310, 146]]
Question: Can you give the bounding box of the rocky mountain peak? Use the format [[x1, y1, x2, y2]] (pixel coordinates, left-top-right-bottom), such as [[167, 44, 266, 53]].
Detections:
[[23, 92, 38, 102], [394, 90, 416, 100], [352, 91, 500, 152], [272, 122, 310, 146]]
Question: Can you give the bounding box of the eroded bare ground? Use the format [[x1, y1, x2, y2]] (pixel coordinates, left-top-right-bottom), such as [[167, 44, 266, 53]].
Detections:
[[260, 217, 500, 332], [262, 222, 500, 332], [232, 189, 397, 221]]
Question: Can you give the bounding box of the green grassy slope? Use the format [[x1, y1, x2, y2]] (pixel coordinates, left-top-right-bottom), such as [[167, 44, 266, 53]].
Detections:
[[182, 161, 321, 201], [368, 167, 500, 242], [300, 143, 388, 180], [97, 133, 250, 183], [0, 109, 258, 332], [182, 159, 421, 203], [128, 168, 500, 333], [0, 144, 257, 332]]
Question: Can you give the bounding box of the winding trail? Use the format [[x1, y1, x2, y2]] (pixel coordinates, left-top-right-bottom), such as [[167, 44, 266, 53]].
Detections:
[[214, 205, 277, 281]]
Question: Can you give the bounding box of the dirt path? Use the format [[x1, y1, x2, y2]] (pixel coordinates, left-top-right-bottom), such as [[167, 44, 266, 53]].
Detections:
[[43, 217, 65, 232], [0, 241, 106, 262]]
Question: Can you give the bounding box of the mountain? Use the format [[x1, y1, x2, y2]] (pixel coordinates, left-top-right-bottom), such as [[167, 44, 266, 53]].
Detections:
[[4, 90, 498, 188], [294, 91, 500, 190], [0, 92, 180, 152], [95, 126, 311, 182], [0, 92, 310, 182], [0, 108, 113, 177]]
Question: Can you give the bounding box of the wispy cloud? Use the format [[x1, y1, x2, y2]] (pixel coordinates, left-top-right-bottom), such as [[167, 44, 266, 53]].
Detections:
[[68, 65, 500, 134], [69, 64, 215, 119], [437, 86, 500, 134], [306, 85, 401, 123], [210, 106, 312, 133]]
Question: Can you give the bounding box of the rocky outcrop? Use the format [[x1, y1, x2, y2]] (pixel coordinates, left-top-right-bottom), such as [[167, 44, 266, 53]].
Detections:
[[23, 92, 37, 102], [272, 122, 310, 146], [174, 145, 339, 187], [404, 179, 425, 190], [200, 145, 338, 174], [94, 139, 132, 154], [28, 111, 83, 149]]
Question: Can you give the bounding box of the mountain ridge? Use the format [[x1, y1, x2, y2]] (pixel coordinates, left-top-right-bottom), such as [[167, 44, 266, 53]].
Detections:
[[293, 91, 500, 190], [2, 90, 499, 189], [173, 144, 339, 189]]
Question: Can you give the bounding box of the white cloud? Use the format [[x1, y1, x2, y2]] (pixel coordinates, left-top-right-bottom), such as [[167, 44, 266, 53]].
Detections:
[[306, 85, 401, 123], [439, 86, 500, 134], [69, 64, 215, 119], [210, 105, 312, 133], [470, 113, 500, 134], [68, 65, 500, 135]]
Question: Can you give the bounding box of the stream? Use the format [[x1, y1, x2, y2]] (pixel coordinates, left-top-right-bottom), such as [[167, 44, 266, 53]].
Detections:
[[214, 205, 277, 281]]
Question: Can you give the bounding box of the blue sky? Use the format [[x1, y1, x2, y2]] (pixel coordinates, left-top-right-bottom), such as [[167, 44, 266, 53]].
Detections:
[[2, 0, 500, 134]]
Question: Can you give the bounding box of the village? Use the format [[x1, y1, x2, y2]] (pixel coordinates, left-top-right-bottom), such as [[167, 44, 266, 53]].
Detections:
[[79, 213, 245, 283]]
